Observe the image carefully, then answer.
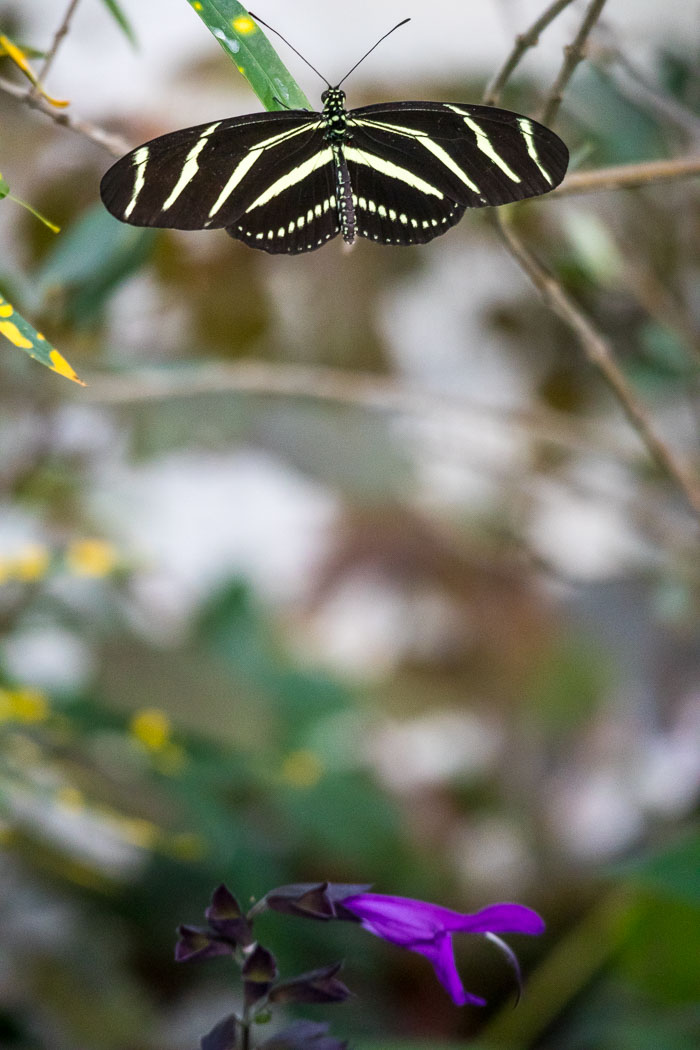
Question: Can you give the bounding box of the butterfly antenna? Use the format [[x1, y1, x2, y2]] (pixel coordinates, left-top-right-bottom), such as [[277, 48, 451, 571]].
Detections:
[[336, 18, 410, 88], [249, 12, 331, 87]]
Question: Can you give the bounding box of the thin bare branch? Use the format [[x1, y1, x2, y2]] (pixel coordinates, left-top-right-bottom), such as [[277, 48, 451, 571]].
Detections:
[[0, 75, 129, 156], [540, 0, 609, 126], [495, 211, 700, 517], [591, 29, 700, 142], [484, 0, 578, 107], [79, 359, 642, 462], [78, 360, 700, 554], [547, 155, 700, 198], [33, 0, 82, 92]]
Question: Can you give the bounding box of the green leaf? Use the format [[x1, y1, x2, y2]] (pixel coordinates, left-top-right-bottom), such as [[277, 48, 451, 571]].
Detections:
[[185, 0, 311, 111], [619, 896, 700, 1004], [35, 205, 156, 324], [99, 0, 138, 47], [612, 831, 700, 907], [0, 291, 84, 384]]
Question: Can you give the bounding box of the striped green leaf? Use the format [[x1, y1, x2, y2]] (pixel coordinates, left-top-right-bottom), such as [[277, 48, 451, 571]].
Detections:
[[185, 0, 311, 112], [0, 292, 84, 385]]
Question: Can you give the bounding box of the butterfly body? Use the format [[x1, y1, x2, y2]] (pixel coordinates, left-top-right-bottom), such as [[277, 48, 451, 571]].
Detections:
[[100, 86, 568, 254]]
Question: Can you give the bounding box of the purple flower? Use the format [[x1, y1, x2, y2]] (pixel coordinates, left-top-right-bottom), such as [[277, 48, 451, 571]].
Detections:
[[339, 893, 544, 1006]]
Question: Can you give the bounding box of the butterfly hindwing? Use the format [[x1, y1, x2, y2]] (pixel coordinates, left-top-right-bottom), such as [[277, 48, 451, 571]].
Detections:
[[225, 139, 340, 253], [344, 128, 467, 246]]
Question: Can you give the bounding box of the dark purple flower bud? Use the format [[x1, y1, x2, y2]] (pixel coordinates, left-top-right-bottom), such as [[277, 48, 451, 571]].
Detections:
[[206, 884, 253, 946], [264, 882, 372, 921], [200, 1013, 237, 1050], [269, 962, 352, 1005], [337, 892, 545, 1007], [243, 943, 278, 1005], [175, 924, 237, 962], [175, 885, 253, 962], [259, 1019, 347, 1050]]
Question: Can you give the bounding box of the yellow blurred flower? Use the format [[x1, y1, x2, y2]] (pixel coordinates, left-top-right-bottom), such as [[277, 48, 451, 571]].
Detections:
[[120, 816, 159, 849], [281, 748, 325, 789], [14, 544, 50, 581], [130, 707, 172, 751], [56, 785, 84, 810], [66, 538, 118, 577], [6, 687, 50, 723], [169, 832, 206, 861], [0, 689, 11, 720]]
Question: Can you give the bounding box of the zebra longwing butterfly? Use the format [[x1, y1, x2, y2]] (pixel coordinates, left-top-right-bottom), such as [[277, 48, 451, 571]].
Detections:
[[100, 18, 568, 255]]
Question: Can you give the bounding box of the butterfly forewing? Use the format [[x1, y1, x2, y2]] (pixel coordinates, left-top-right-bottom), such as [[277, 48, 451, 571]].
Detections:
[[348, 102, 568, 214], [100, 111, 323, 232]]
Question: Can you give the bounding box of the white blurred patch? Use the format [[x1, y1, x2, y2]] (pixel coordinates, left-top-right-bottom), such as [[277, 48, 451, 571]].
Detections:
[[527, 461, 649, 579], [452, 817, 537, 896], [638, 694, 700, 816], [302, 576, 467, 677], [92, 448, 336, 626], [2, 627, 95, 692], [551, 768, 645, 859], [369, 708, 501, 791], [4, 781, 149, 879]]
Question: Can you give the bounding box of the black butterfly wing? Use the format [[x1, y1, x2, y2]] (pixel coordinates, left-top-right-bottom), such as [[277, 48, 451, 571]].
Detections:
[[225, 135, 340, 254], [100, 109, 338, 251], [344, 126, 467, 246], [345, 101, 568, 244]]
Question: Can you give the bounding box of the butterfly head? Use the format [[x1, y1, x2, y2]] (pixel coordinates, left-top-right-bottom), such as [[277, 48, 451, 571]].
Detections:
[[321, 87, 346, 106]]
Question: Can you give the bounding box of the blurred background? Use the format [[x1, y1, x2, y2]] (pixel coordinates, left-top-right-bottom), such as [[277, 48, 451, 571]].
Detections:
[[0, 1, 699, 1047]]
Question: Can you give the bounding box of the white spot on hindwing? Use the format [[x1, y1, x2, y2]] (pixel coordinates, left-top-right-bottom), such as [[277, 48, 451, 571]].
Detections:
[[344, 146, 444, 198]]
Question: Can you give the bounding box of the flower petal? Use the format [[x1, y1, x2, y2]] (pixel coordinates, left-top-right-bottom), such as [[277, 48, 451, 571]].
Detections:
[[412, 932, 487, 1007], [339, 893, 544, 1008], [445, 903, 545, 936], [340, 894, 451, 944]]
